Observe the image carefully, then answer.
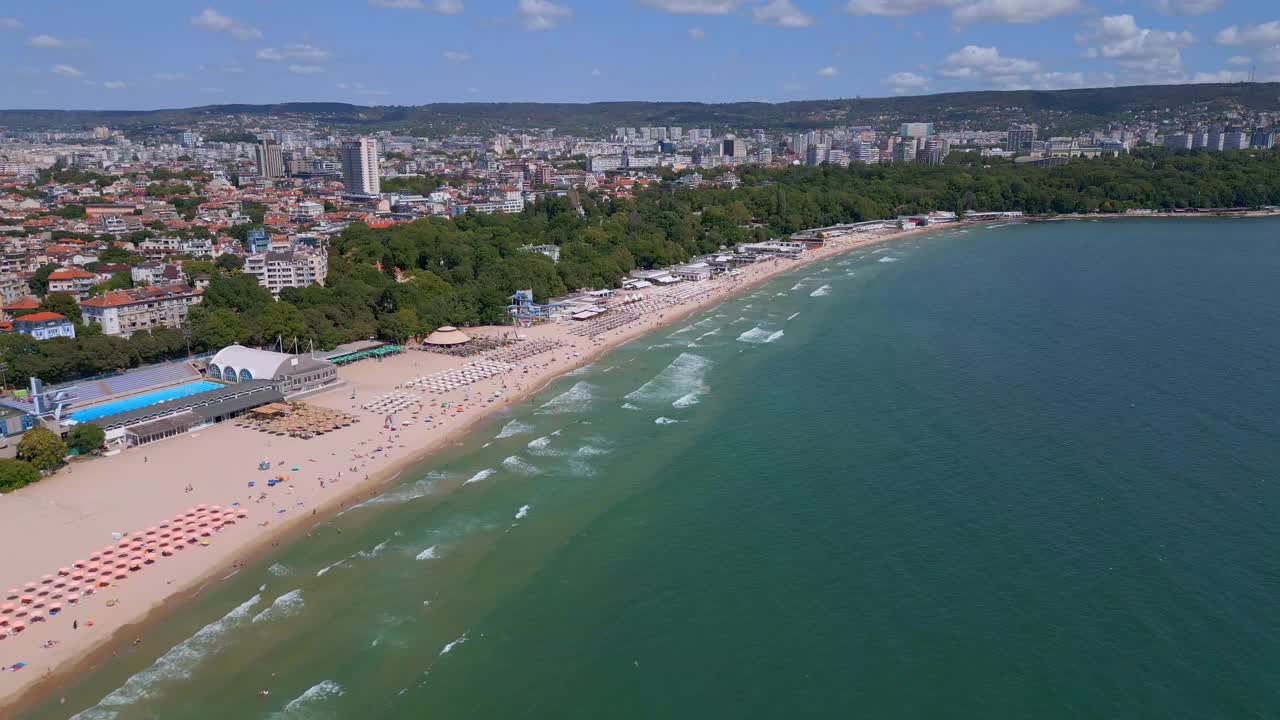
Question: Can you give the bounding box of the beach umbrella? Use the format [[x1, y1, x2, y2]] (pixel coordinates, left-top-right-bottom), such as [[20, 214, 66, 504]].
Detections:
[[85, 564, 99, 573], [31, 613, 45, 622], [101, 547, 114, 556], [71, 572, 84, 581], [18, 596, 33, 604], [73, 560, 87, 568], [210, 505, 222, 513], [50, 592, 62, 600], [5, 589, 16, 600], [0, 604, 13, 613], [31, 600, 43, 609], [39, 575, 53, 584], [161, 549, 173, 557], [144, 554, 156, 564], [53, 579, 66, 588], [10, 622, 24, 633], [57, 567, 70, 576], [145, 527, 158, 535], [65, 585, 79, 595], [88, 552, 101, 561], [114, 571, 127, 580], [48, 604, 61, 613], [196, 504, 207, 511], [67, 595, 79, 604]]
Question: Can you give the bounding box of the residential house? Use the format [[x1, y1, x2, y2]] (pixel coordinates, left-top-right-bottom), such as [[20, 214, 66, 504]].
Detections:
[[79, 284, 203, 337], [11, 311, 76, 340], [46, 267, 98, 298]]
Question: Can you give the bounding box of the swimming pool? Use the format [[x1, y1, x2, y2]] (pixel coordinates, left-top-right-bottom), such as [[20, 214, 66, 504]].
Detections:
[[69, 381, 224, 423]]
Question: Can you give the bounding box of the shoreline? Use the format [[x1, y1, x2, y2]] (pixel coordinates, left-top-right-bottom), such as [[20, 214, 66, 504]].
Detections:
[[0, 220, 955, 715], [6, 210, 1277, 714], [16, 209, 1269, 714]]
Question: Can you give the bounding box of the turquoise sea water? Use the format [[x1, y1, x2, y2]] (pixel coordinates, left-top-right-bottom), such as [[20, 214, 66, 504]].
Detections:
[[25, 218, 1280, 719], [68, 381, 224, 423]]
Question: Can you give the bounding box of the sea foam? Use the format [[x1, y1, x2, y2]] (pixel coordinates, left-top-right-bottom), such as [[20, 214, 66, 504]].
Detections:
[[464, 468, 495, 485], [515, 504, 531, 519], [275, 680, 345, 717], [416, 545, 439, 561], [810, 284, 831, 297], [878, 256, 899, 263]]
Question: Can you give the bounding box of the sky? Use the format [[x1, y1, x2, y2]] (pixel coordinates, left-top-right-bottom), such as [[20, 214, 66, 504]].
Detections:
[[0, 0, 1277, 110]]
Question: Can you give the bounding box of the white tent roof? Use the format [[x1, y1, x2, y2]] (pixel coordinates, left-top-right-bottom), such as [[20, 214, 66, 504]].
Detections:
[[424, 326, 471, 346], [209, 345, 297, 381]]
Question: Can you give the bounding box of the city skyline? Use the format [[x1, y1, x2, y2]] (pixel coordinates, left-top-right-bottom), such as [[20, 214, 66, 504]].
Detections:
[[0, 1, 1277, 110]]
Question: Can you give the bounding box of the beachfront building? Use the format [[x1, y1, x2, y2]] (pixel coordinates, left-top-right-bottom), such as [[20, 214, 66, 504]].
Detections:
[[207, 345, 338, 396], [79, 284, 203, 338]]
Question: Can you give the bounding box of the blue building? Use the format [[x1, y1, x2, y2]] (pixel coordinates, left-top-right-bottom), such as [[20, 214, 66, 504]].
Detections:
[[13, 312, 76, 340], [246, 227, 270, 254]]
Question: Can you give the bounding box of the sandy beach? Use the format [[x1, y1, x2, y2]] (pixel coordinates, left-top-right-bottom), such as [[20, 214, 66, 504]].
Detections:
[[0, 222, 941, 712]]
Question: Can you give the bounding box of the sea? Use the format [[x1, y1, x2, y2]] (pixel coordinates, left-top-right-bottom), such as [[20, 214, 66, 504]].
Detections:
[[27, 217, 1280, 719]]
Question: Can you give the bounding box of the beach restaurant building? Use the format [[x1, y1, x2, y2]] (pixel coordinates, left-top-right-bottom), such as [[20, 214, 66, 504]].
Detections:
[[207, 345, 338, 397]]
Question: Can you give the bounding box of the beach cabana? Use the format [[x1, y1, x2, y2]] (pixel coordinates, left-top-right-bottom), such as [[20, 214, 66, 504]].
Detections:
[[424, 326, 471, 347]]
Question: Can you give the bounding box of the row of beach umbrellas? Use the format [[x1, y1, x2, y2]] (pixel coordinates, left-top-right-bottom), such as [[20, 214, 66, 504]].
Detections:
[[2, 505, 249, 637], [404, 360, 514, 394]]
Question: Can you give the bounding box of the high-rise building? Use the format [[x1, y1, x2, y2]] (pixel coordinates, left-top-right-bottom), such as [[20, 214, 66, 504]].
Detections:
[[1207, 128, 1226, 151], [256, 140, 285, 178], [1164, 133, 1193, 150], [1224, 128, 1249, 150], [805, 143, 827, 166], [899, 122, 935, 138], [1007, 126, 1035, 153], [892, 139, 916, 162], [1190, 130, 1209, 149], [758, 147, 772, 165], [340, 138, 381, 195], [721, 136, 748, 159], [921, 136, 950, 164], [1251, 127, 1276, 149]]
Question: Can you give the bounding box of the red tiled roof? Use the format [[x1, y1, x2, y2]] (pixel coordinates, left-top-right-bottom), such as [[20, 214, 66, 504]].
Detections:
[[3, 296, 41, 311], [48, 267, 96, 280], [15, 311, 68, 323]]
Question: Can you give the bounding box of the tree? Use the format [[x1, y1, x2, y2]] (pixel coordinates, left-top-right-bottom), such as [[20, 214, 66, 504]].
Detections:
[[0, 458, 40, 493], [188, 307, 250, 351], [29, 264, 59, 297], [254, 302, 308, 348], [66, 424, 105, 455], [39, 293, 82, 323], [215, 254, 244, 272], [16, 427, 67, 472]]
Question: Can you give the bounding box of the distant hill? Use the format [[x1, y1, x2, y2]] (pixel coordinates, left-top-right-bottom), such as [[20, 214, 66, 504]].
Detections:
[[3, 83, 1278, 135]]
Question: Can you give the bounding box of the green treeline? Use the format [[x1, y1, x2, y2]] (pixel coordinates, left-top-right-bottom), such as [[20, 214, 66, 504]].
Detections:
[[1, 149, 1277, 386]]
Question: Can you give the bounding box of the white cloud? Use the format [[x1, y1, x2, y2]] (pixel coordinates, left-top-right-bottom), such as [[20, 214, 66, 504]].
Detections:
[[288, 64, 326, 75], [103, 80, 127, 90], [1264, 46, 1280, 64], [1031, 71, 1088, 89], [882, 71, 929, 92], [516, 0, 573, 30], [1152, 0, 1221, 15], [1227, 55, 1251, 65], [442, 50, 472, 61], [257, 44, 332, 62], [689, 26, 706, 39], [1191, 69, 1249, 82], [1083, 15, 1194, 82], [152, 71, 190, 81], [190, 8, 264, 41], [369, 0, 464, 12], [1215, 21, 1280, 47], [591, 67, 602, 76], [845, 0, 1077, 25], [817, 65, 839, 77], [939, 45, 1040, 79], [27, 34, 65, 49], [952, 0, 1079, 25], [638, 0, 741, 13], [51, 64, 82, 77], [0, 18, 22, 30], [753, 0, 813, 28]]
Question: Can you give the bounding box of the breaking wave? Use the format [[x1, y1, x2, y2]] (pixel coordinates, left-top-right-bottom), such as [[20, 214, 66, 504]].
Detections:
[[737, 327, 785, 344], [464, 468, 495, 485], [621, 402, 641, 411], [514, 504, 531, 519], [495, 419, 533, 438], [655, 417, 679, 425], [625, 353, 712, 408], [347, 471, 444, 511], [878, 256, 899, 263], [70, 594, 263, 718], [538, 381, 593, 413], [440, 633, 468, 655], [810, 284, 831, 297], [502, 455, 541, 475], [274, 680, 345, 717], [786, 312, 800, 321], [315, 559, 346, 578], [252, 589, 304, 624], [268, 563, 291, 577], [416, 545, 439, 561]]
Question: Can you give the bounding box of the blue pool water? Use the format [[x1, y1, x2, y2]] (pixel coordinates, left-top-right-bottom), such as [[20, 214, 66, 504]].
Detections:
[[69, 381, 224, 423]]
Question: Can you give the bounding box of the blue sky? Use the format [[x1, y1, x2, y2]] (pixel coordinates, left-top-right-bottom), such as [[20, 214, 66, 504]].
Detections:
[[0, 0, 1277, 110]]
